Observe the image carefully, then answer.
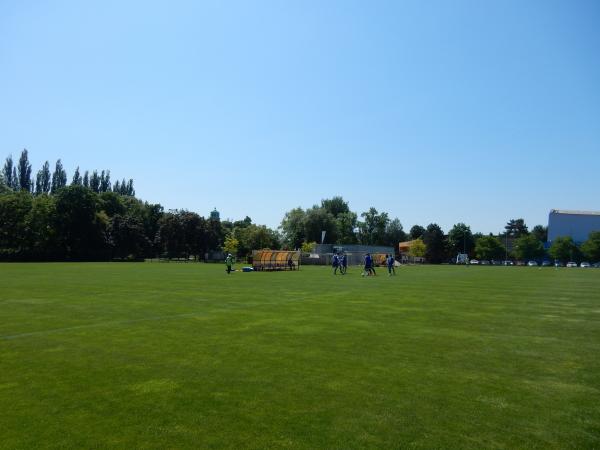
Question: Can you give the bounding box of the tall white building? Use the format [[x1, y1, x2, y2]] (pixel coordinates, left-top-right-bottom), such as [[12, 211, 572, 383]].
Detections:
[[547, 210, 600, 243]]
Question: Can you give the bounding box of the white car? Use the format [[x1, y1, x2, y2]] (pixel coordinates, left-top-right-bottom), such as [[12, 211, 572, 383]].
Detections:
[[527, 261, 538, 267], [566, 262, 577, 268], [580, 262, 591, 268], [470, 259, 479, 265]]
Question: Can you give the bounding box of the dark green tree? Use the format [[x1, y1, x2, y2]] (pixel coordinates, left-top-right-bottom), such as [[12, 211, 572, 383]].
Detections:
[[423, 223, 446, 263], [83, 170, 90, 188], [531, 225, 548, 243], [26, 194, 58, 259], [513, 234, 544, 261], [358, 207, 389, 245], [71, 167, 82, 185], [384, 218, 406, 247], [548, 236, 580, 263], [51, 159, 67, 193], [409, 225, 425, 240], [99, 170, 111, 192], [108, 214, 149, 259], [336, 211, 358, 244], [17, 149, 32, 191], [321, 196, 350, 217], [280, 207, 306, 249], [35, 161, 52, 195], [3, 155, 16, 190], [474, 235, 505, 260], [304, 206, 338, 244], [581, 231, 600, 262], [89, 171, 100, 193], [0, 191, 32, 259], [54, 185, 108, 259], [447, 223, 475, 256], [505, 218, 529, 237]]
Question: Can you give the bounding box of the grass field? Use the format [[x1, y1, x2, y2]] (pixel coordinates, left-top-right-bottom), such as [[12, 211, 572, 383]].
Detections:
[[1, 263, 599, 449]]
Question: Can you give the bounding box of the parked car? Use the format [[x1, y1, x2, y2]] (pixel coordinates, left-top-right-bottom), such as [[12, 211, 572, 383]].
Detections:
[[580, 262, 591, 268], [503, 260, 514, 266], [480, 260, 490, 265], [491, 260, 502, 265], [527, 261, 538, 267], [470, 259, 479, 265], [541, 260, 551, 267], [555, 261, 564, 267], [593, 262, 600, 268], [566, 262, 578, 268]]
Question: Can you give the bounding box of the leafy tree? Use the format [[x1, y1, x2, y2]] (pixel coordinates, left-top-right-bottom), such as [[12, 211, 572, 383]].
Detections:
[[89, 170, 100, 193], [99, 170, 111, 192], [108, 214, 149, 259], [3, 155, 16, 190], [408, 239, 426, 258], [222, 234, 239, 256], [358, 207, 389, 245], [72, 167, 82, 185], [531, 225, 548, 243], [409, 225, 425, 240], [301, 241, 317, 253], [157, 212, 185, 258], [474, 235, 505, 260], [280, 207, 306, 249], [304, 206, 337, 244], [35, 161, 52, 195], [83, 171, 90, 188], [581, 231, 600, 262], [0, 191, 32, 259], [233, 216, 252, 229], [17, 149, 32, 191], [321, 196, 350, 217], [0, 172, 8, 194], [51, 159, 67, 193], [549, 236, 580, 263], [335, 211, 358, 244], [26, 194, 58, 259], [54, 185, 108, 259], [505, 218, 529, 238], [423, 223, 445, 263], [513, 234, 544, 261], [384, 218, 406, 247], [447, 223, 475, 256]]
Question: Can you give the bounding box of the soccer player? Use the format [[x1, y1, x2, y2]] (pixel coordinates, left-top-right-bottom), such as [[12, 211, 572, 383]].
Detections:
[[340, 253, 348, 274], [387, 254, 396, 276], [363, 253, 375, 276], [332, 253, 340, 275]]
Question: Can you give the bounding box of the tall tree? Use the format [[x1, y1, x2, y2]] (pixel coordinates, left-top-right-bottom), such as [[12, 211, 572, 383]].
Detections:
[[280, 207, 306, 249], [125, 179, 135, 196], [384, 218, 406, 247], [581, 231, 600, 262], [17, 149, 32, 191], [505, 218, 529, 237], [447, 223, 475, 256], [531, 225, 548, 243], [304, 206, 337, 244], [51, 159, 67, 193], [358, 207, 389, 245], [321, 196, 350, 218], [71, 167, 82, 185], [513, 234, 544, 261], [3, 155, 15, 190], [99, 170, 111, 192], [548, 236, 580, 263], [83, 170, 90, 188], [35, 161, 51, 195], [409, 225, 425, 240], [474, 235, 505, 260], [89, 170, 100, 193], [423, 223, 446, 263], [335, 211, 358, 244]]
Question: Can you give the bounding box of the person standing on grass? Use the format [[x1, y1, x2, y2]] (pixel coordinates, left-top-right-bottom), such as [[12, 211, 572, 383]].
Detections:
[[341, 253, 348, 274], [363, 253, 375, 276], [387, 254, 396, 276], [332, 253, 340, 275], [225, 253, 234, 274]]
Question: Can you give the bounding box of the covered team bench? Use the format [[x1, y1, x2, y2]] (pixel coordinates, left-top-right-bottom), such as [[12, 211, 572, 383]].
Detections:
[[252, 250, 301, 271]]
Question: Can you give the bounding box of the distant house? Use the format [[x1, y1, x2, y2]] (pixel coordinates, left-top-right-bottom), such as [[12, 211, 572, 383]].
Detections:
[[548, 209, 600, 244]]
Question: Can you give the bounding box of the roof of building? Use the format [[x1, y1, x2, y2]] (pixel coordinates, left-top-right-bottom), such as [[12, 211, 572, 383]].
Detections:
[[550, 209, 600, 216]]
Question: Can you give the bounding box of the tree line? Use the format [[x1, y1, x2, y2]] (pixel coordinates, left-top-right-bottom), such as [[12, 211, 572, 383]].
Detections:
[[2, 150, 599, 263]]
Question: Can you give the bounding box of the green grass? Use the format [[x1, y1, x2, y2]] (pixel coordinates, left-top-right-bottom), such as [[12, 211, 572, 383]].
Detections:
[[1, 263, 599, 449]]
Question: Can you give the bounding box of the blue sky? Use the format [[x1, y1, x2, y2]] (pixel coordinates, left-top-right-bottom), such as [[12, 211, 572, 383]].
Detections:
[[1, 0, 599, 234]]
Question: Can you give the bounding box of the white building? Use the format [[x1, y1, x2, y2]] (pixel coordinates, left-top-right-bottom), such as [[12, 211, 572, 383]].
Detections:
[[547, 210, 600, 243]]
